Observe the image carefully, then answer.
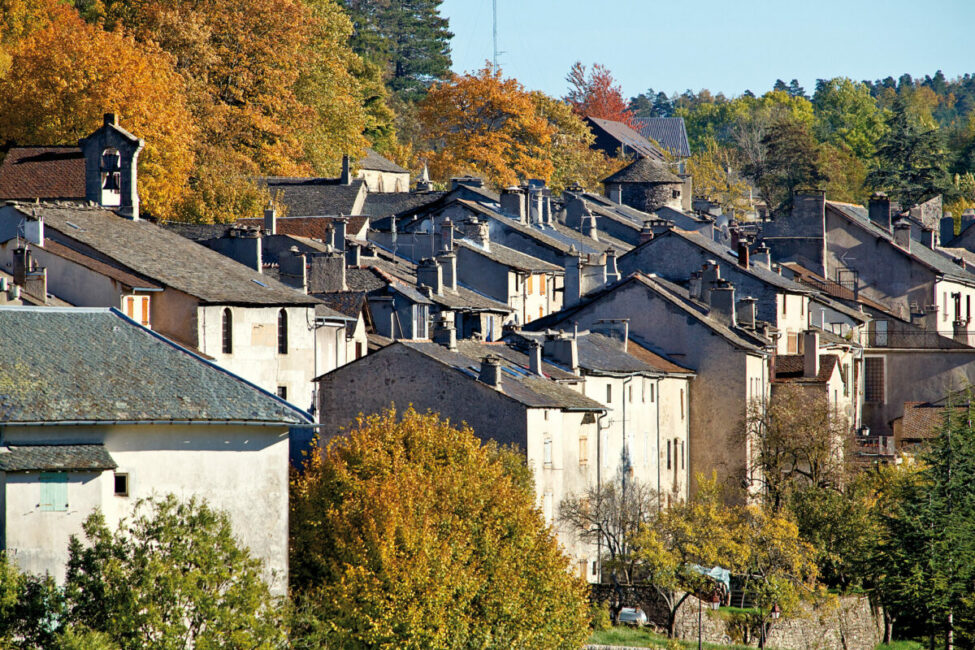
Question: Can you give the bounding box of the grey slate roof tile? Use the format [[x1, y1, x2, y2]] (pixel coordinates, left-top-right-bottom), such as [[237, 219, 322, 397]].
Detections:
[[0, 307, 310, 424], [455, 240, 562, 273], [586, 117, 665, 161], [632, 118, 691, 158], [602, 157, 682, 184], [259, 177, 366, 217], [0, 444, 117, 471], [22, 204, 316, 306], [357, 149, 409, 174]]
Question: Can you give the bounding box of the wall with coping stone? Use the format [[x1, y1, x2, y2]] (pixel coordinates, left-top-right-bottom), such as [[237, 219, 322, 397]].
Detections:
[[590, 587, 881, 650]]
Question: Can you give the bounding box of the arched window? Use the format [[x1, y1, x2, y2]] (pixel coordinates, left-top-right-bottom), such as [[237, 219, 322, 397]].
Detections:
[[277, 309, 288, 354], [222, 308, 233, 354]]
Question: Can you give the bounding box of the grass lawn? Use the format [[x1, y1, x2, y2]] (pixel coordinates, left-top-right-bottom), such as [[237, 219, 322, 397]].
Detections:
[[875, 643, 924, 650], [587, 626, 750, 649]]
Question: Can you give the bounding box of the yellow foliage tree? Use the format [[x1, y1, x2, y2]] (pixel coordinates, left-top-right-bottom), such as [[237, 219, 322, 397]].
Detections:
[[417, 66, 555, 188], [685, 136, 752, 218], [290, 407, 589, 649], [0, 1, 195, 220]]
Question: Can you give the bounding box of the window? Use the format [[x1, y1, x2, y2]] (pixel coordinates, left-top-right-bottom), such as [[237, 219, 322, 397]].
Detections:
[[543, 438, 553, 466], [782, 296, 787, 315], [787, 332, 799, 354], [539, 306, 544, 319], [539, 274, 546, 294], [628, 385, 633, 403], [874, 320, 888, 347], [606, 384, 612, 403], [864, 357, 885, 403], [122, 295, 150, 328], [800, 299, 804, 316], [968, 296, 971, 322], [579, 436, 588, 465], [641, 382, 645, 403], [355, 342, 364, 359], [672, 189, 680, 199], [842, 363, 850, 397], [277, 386, 288, 400], [650, 384, 655, 403], [666, 440, 672, 469], [954, 292, 962, 322], [277, 309, 288, 354], [221, 308, 233, 354], [526, 275, 534, 295], [680, 441, 685, 469], [114, 472, 129, 497], [680, 389, 685, 419], [40, 473, 68, 511], [944, 292, 949, 321], [544, 410, 549, 421]]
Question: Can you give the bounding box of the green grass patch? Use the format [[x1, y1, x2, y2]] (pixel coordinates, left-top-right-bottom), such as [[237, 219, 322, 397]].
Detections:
[[875, 643, 924, 650], [587, 626, 752, 649]]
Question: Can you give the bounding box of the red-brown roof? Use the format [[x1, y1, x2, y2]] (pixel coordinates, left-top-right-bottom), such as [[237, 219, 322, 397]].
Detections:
[[773, 353, 838, 383], [0, 147, 86, 200], [896, 401, 968, 441], [626, 337, 694, 374], [236, 215, 369, 241]]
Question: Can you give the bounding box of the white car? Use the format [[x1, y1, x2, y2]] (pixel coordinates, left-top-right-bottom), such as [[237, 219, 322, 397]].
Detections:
[[617, 607, 647, 627]]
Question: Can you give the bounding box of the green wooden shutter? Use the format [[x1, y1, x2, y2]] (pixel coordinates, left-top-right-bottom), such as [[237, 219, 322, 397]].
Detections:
[[40, 473, 68, 511]]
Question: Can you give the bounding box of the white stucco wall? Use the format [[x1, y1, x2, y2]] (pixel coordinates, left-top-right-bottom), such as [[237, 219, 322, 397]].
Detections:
[[2, 423, 290, 594], [776, 293, 811, 354]]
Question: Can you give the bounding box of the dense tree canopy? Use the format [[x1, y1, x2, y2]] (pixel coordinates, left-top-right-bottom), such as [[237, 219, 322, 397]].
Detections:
[[565, 61, 634, 126], [290, 407, 590, 649]]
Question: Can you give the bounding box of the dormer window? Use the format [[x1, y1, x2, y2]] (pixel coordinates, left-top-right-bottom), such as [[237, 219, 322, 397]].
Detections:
[[100, 148, 122, 207]]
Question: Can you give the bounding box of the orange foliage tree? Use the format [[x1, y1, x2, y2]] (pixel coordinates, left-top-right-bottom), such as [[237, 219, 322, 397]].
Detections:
[[417, 65, 556, 188], [0, 1, 194, 220], [565, 61, 634, 126], [290, 407, 590, 649]]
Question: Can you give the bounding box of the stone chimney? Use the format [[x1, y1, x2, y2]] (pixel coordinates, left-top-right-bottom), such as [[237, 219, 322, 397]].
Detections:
[[869, 192, 892, 232], [753, 244, 771, 270], [582, 208, 598, 240], [689, 271, 703, 301], [501, 187, 526, 223], [941, 214, 956, 245], [331, 217, 347, 252], [79, 113, 145, 220], [737, 241, 750, 269], [432, 312, 457, 350], [729, 222, 740, 251], [708, 279, 736, 326], [608, 182, 622, 204], [416, 257, 443, 295], [701, 260, 721, 298], [210, 226, 262, 272], [963, 209, 975, 232], [479, 355, 503, 388], [920, 226, 937, 249], [438, 217, 454, 253], [543, 192, 553, 226], [346, 242, 361, 267], [416, 162, 432, 192], [437, 250, 457, 292], [528, 341, 543, 375], [543, 332, 579, 374], [460, 217, 490, 251], [737, 297, 757, 329], [592, 319, 629, 350], [604, 248, 620, 283], [340, 154, 351, 185], [803, 330, 820, 378], [649, 218, 672, 235], [263, 202, 277, 234], [12, 246, 46, 302], [564, 253, 583, 307], [307, 251, 346, 292], [279, 246, 307, 293], [639, 221, 654, 245], [893, 220, 911, 251]]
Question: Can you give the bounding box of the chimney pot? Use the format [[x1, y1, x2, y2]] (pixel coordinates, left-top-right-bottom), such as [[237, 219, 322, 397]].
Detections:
[[737, 241, 750, 269], [340, 154, 351, 185], [263, 203, 277, 235], [708, 279, 736, 326], [869, 192, 892, 232], [479, 355, 503, 388], [104, 112, 118, 127], [528, 341, 543, 375], [893, 220, 911, 251]]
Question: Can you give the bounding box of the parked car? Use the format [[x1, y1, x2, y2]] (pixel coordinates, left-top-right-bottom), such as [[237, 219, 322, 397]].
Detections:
[[617, 606, 647, 627]]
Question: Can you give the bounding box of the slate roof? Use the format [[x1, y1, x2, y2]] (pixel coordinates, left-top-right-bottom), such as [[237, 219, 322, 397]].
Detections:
[[160, 222, 237, 242], [361, 191, 447, 218], [626, 337, 695, 374], [346, 267, 390, 293], [315, 291, 367, 319], [0, 147, 86, 200], [621, 228, 811, 294], [259, 177, 366, 217], [400, 341, 604, 410], [21, 203, 317, 305], [0, 307, 310, 424], [236, 215, 370, 241], [585, 117, 665, 161], [509, 331, 692, 376], [525, 272, 770, 353], [772, 354, 839, 383], [602, 157, 683, 184], [632, 118, 691, 158], [455, 240, 562, 273], [827, 202, 975, 284], [42, 239, 162, 290], [0, 444, 117, 471], [358, 148, 408, 174]]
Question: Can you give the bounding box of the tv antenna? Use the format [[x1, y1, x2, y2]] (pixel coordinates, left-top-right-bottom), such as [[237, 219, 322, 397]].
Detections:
[[492, 0, 503, 70]]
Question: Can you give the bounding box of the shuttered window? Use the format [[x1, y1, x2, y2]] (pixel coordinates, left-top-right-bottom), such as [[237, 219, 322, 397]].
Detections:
[[40, 473, 68, 511]]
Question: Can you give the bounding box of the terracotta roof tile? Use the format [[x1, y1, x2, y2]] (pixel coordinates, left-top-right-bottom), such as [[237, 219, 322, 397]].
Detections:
[[773, 353, 838, 383], [0, 147, 86, 200]]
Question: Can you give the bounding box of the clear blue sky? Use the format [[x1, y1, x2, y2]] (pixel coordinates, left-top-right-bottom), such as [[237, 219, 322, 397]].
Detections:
[[440, 0, 975, 99]]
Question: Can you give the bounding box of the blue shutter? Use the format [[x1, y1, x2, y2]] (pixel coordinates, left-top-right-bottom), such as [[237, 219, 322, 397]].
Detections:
[[40, 473, 68, 511]]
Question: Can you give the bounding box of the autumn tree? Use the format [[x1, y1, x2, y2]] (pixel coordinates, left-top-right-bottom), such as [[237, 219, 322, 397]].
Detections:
[[532, 91, 627, 193], [745, 116, 827, 214], [290, 407, 589, 649], [63, 495, 285, 648], [565, 61, 634, 126], [559, 475, 659, 586], [632, 475, 745, 638], [686, 136, 752, 218], [417, 66, 555, 188], [0, 0, 195, 220]]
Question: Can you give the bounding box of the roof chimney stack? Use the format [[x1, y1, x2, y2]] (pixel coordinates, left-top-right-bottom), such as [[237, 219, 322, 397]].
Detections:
[[416, 257, 443, 296], [264, 202, 277, 235], [803, 330, 820, 378], [869, 192, 892, 232], [340, 154, 351, 185], [479, 355, 503, 388], [528, 341, 543, 375], [708, 279, 736, 326], [737, 241, 750, 269], [893, 220, 911, 251]]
